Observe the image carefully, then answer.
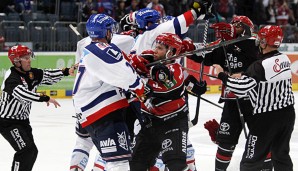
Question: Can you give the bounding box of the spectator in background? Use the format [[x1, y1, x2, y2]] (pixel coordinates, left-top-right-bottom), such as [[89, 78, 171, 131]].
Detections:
[[125, 0, 139, 13], [15, 0, 31, 13], [96, 0, 116, 18], [265, 0, 276, 24], [81, 0, 97, 21], [139, 0, 150, 9], [2, 1, 17, 14], [276, 0, 290, 25], [115, 0, 127, 22], [287, 27, 298, 43], [147, 0, 166, 17], [0, 36, 5, 51]]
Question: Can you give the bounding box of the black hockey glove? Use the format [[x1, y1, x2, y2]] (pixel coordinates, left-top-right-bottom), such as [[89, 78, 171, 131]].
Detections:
[[190, 0, 214, 18], [120, 14, 132, 31], [185, 75, 207, 96], [150, 64, 173, 83]]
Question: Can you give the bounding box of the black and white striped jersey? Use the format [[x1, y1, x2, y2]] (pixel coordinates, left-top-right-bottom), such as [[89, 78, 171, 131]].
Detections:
[[219, 50, 295, 114], [0, 67, 66, 120]]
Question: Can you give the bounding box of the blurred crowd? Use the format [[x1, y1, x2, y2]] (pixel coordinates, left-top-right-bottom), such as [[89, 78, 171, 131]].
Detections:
[[0, 0, 298, 48]]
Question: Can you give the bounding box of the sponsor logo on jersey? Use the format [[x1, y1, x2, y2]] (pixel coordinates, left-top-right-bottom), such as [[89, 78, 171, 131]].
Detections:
[[182, 131, 187, 154], [117, 131, 129, 151], [161, 139, 173, 155], [10, 128, 26, 150], [100, 138, 117, 153], [218, 122, 230, 135], [246, 135, 258, 159], [273, 58, 291, 73]]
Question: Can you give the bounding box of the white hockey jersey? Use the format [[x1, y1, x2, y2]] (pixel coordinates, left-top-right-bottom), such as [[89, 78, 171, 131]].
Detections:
[[131, 10, 196, 55], [73, 42, 143, 128], [75, 34, 135, 63]]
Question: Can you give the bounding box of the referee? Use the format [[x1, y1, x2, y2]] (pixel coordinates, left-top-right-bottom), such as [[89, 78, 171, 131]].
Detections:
[[0, 45, 75, 171], [214, 25, 295, 171]]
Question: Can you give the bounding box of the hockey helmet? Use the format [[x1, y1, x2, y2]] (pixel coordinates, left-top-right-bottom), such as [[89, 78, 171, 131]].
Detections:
[[86, 14, 117, 39], [256, 25, 283, 47], [231, 16, 254, 33], [135, 8, 161, 29], [155, 33, 183, 56], [8, 45, 34, 64]]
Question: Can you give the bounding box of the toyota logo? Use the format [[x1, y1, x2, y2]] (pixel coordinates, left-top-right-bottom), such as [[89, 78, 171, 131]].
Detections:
[[220, 122, 230, 131], [162, 139, 172, 149]]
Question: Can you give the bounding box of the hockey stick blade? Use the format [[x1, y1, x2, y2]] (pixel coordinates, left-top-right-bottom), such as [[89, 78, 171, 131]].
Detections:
[[146, 35, 251, 67], [69, 24, 83, 39]]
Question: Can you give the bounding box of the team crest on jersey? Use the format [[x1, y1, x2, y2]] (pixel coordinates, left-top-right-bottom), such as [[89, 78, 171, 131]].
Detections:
[[29, 72, 34, 80], [117, 131, 129, 151]]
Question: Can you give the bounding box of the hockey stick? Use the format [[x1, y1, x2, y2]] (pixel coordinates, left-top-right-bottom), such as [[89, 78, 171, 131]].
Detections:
[[187, 90, 223, 109], [146, 35, 250, 67], [69, 24, 83, 39], [214, 14, 248, 139], [182, 67, 218, 79], [190, 16, 210, 127]]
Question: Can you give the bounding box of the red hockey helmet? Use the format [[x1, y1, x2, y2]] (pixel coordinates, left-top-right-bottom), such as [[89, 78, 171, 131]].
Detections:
[[8, 45, 33, 64], [155, 33, 182, 56], [257, 25, 283, 47], [231, 16, 254, 32]]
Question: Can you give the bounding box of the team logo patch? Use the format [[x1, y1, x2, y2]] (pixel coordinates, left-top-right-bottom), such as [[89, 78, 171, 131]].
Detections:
[[118, 131, 129, 151], [29, 72, 34, 80]]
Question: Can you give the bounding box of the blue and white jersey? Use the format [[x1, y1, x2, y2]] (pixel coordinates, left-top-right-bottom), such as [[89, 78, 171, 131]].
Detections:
[[131, 10, 196, 55], [73, 42, 143, 127], [75, 34, 135, 63]]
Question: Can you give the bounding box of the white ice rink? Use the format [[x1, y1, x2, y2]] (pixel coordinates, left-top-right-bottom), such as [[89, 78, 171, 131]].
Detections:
[[0, 93, 298, 171]]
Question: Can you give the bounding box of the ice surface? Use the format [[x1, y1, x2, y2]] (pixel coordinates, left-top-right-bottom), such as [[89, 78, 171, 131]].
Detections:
[[1, 93, 297, 171]]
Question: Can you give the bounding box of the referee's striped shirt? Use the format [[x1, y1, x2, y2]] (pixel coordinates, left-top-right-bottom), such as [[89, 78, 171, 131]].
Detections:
[[219, 50, 295, 114], [0, 67, 66, 120]]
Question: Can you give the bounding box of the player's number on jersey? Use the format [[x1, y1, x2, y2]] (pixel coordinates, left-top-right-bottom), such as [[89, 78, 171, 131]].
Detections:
[[73, 66, 86, 94]]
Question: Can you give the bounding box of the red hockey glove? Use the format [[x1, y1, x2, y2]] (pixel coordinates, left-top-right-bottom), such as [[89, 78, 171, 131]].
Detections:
[[210, 22, 236, 40], [129, 54, 150, 74], [181, 39, 195, 54], [204, 119, 219, 144], [120, 30, 137, 38], [140, 49, 155, 63]]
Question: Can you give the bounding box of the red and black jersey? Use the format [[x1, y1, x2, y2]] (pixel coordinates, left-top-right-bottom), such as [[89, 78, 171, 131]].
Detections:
[[141, 63, 187, 118]]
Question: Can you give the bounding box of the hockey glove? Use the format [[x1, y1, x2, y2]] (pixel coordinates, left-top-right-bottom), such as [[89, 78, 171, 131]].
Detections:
[[130, 54, 150, 74], [181, 39, 195, 54], [210, 22, 236, 40], [204, 119, 219, 144], [140, 49, 155, 63], [190, 0, 214, 18], [119, 12, 136, 31], [134, 83, 153, 102], [150, 64, 173, 83], [185, 75, 207, 96]]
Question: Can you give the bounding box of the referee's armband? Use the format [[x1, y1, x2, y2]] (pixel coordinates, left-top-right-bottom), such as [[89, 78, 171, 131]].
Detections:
[[39, 94, 50, 102]]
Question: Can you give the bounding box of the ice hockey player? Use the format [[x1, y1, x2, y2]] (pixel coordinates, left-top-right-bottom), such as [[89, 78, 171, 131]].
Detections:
[[72, 13, 148, 171]]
